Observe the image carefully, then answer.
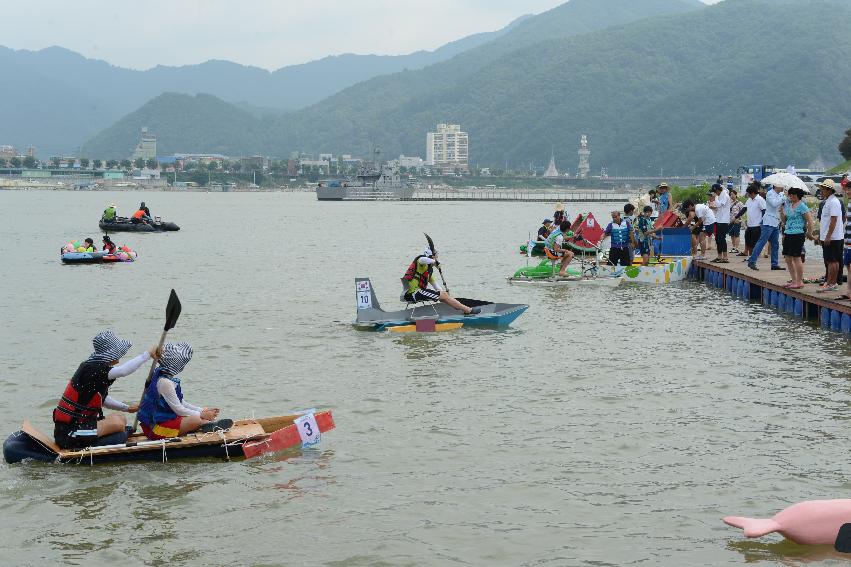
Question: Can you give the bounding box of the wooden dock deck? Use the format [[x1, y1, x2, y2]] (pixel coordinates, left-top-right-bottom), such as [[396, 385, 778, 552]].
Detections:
[[692, 256, 851, 333]]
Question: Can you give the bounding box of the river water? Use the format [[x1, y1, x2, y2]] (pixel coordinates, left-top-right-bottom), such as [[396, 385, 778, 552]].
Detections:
[[0, 190, 849, 566]]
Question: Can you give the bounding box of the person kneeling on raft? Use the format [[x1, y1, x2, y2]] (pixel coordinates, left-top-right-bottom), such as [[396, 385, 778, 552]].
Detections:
[[52, 330, 160, 449], [137, 342, 228, 439], [102, 235, 116, 254], [402, 247, 481, 315]]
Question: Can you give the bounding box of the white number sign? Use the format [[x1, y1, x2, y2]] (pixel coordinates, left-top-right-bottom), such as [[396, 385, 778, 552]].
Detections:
[[294, 413, 321, 448], [356, 280, 372, 309]]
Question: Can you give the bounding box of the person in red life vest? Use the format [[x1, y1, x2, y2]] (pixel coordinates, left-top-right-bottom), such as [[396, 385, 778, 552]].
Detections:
[[402, 247, 481, 315], [137, 342, 230, 439], [52, 330, 160, 449], [102, 235, 116, 254]]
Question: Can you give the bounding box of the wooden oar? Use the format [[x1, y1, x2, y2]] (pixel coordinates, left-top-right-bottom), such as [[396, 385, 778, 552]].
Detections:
[[424, 232, 449, 293], [130, 289, 182, 433]]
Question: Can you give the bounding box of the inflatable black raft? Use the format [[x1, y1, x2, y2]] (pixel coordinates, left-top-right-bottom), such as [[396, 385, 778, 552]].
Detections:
[[99, 217, 180, 232]]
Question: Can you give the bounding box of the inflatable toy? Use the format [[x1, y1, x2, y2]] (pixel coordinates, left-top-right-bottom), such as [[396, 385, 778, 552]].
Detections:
[[725, 499, 851, 547]]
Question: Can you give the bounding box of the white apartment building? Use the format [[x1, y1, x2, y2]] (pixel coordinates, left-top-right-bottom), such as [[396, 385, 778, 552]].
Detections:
[[426, 123, 469, 173], [131, 127, 157, 161]]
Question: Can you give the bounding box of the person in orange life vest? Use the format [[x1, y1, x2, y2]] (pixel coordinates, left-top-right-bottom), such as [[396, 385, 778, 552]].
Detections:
[[52, 330, 160, 449], [102, 235, 116, 254], [402, 247, 481, 315], [138, 342, 228, 439]]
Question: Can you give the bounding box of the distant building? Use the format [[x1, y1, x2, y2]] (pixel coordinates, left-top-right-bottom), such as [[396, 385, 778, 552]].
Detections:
[[131, 127, 157, 161], [543, 153, 559, 178], [172, 153, 229, 165], [0, 145, 18, 160], [578, 135, 590, 179], [426, 123, 469, 174], [391, 155, 425, 171], [240, 155, 267, 171]]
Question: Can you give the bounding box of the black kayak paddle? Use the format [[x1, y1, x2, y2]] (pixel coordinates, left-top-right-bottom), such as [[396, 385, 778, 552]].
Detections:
[[424, 233, 450, 294], [130, 289, 182, 433]]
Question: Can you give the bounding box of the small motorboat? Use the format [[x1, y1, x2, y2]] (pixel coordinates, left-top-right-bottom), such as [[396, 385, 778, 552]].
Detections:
[[353, 278, 527, 331], [3, 411, 334, 464], [99, 217, 180, 232]]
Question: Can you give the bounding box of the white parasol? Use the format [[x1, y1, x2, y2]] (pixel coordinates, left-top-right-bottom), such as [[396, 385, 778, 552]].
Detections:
[[760, 172, 810, 193]]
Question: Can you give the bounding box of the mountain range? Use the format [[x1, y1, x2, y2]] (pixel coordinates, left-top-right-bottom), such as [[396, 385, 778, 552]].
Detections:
[[12, 0, 851, 174], [0, 14, 529, 156]]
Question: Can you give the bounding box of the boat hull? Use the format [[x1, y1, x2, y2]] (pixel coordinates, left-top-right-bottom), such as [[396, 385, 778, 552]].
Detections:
[[596, 256, 692, 284], [61, 252, 129, 264], [99, 219, 180, 232]]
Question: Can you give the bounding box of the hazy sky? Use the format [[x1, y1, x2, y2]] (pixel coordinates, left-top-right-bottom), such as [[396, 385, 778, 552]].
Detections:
[[1, 0, 722, 71]]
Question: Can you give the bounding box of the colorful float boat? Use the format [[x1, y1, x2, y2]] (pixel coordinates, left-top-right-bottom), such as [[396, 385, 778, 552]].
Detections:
[[596, 256, 692, 284], [353, 278, 527, 331], [3, 411, 335, 464]]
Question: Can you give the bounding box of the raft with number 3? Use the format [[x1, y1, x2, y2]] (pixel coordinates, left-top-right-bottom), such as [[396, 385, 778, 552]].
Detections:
[[3, 411, 335, 464]]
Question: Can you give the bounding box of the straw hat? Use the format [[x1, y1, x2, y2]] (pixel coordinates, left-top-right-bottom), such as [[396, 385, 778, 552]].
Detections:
[[554, 202, 564, 211], [657, 182, 669, 190], [816, 179, 837, 192]]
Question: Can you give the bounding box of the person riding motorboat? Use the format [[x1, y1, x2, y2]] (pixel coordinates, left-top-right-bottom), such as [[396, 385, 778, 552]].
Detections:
[[137, 342, 229, 439], [52, 330, 159, 449], [131, 207, 151, 225], [402, 247, 481, 315], [139, 202, 151, 218], [102, 204, 117, 222], [545, 220, 576, 277]]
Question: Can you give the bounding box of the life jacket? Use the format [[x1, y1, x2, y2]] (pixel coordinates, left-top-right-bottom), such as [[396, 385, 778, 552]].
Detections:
[[132, 209, 145, 219], [608, 221, 631, 248], [545, 228, 563, 251], [103, 207, 116, 221], [402, 256, 432, 291], [103, 242, 116, 254], [137, 367, 183, 427], [52, 361, 112, 429]]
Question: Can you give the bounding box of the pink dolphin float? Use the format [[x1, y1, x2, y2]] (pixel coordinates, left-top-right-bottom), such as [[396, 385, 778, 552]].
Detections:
[[724, 499, 851, 547]]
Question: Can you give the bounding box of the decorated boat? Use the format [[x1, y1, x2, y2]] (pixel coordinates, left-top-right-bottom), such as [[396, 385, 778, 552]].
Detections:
[[353, 278, 527, 331], [3, 411, 334, 464], [519, 212, 605, 256], [596, 256, 692, 284], [508, 255, 621, 286]]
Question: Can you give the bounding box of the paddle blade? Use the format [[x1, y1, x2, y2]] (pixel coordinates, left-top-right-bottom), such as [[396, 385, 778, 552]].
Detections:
[[424, 232, 436, 254], [164, 289, 182, 331]]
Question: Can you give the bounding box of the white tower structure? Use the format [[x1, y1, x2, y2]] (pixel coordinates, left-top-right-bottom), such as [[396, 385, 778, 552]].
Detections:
[[543, 150, 559, 178], [577, 135, 590, 179]]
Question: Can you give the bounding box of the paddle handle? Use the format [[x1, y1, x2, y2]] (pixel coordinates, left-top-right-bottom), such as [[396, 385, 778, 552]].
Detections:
[[435, 263, 450, 294], [130, 328, 169, 432]]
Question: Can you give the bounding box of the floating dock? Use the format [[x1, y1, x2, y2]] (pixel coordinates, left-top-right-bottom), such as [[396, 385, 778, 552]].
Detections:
[[691, 258, 851, 334], [406, 190, 635, 202]]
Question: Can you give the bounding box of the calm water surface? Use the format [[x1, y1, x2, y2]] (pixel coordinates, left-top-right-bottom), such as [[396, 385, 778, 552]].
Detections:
[[0, 190, 849, 566]]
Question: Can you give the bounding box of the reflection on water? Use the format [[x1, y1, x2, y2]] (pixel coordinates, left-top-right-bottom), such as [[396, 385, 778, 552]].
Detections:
[[727, 539, 851, 565], [1, 192, 850, 566]]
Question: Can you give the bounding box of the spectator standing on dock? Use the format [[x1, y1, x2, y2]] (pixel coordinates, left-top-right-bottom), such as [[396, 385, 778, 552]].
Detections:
[[710, 183, 732, 263], [747, 183, 784, 271], [839, 181, 851, 300], [603, 210, 635, 267], [780, 187, 813, 289], [743, 183, 766, 259], [815, 179, 844, 292], [624, 203, 637, 264], [729, 189, 744, 255]]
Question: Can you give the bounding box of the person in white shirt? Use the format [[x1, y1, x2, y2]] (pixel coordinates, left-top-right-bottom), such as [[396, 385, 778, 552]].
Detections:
[[743, 183, 766, 258], [682, 199, 716, 260], [748, 183, 785, 271], [709, 183, 732, 262], [815, 179, 844, 291]]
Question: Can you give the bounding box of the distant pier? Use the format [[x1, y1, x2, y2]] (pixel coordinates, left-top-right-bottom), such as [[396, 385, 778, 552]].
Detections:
[[405, 189, 638, 202], [692, 259, 851, 335]]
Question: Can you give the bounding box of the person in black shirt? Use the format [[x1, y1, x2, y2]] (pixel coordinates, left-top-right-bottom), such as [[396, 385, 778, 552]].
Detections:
[[537, 219, 553, 241]]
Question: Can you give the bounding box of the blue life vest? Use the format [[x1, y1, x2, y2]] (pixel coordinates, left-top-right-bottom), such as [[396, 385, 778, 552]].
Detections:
[[608, 221, 631, 248], [659, 193, 670, 214], [137, 367, 184, 427]]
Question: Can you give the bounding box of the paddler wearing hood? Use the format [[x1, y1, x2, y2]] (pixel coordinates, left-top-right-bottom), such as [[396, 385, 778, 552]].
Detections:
[[52, 330, 160, 449], [402, 247, 481, 315], [137, 342, 228, 439]]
